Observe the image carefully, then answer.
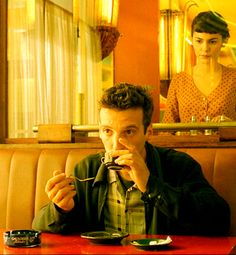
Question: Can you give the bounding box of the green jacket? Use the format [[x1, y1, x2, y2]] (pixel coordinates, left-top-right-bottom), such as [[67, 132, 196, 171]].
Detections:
[[32, 142, 230, 235]]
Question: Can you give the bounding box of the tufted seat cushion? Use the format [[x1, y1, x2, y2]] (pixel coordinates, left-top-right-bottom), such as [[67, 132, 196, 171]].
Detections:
[[0, 145, 236, 235]]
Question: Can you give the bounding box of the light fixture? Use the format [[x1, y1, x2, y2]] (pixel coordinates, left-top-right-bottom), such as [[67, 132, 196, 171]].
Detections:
[[97, 0, 120, 59], [73, 0, 120, 60], [97, 0, 119, 27], [97, 25, 120, 59], [159, 9, 184, 97]]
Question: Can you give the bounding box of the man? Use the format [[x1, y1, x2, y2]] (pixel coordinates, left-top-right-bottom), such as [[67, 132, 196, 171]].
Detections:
[[32, 83, 230, 235]]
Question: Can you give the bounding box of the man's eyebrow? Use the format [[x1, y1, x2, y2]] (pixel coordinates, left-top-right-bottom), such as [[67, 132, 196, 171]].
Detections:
[[123, 125, 138, 129]]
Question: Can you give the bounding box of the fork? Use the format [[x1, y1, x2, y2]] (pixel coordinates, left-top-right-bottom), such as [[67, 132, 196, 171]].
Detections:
[[69, 175, 95, 182]]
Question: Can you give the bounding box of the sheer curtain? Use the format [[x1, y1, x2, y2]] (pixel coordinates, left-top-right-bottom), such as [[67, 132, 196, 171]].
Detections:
[[73, 0, 102, 125], [36, 0, 76, 124], [8, 0, 102, 138], [8, 0, 104, 138], [8, 0, 76, 138]]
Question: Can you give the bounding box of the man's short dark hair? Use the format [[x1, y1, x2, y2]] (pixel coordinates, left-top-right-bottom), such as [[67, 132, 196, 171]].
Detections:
[[191, 11, 230, 40], [98, 83, 154, 132]]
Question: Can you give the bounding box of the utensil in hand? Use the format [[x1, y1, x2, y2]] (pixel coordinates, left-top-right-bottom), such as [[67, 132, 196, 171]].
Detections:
[[69, 175, 95, 182]]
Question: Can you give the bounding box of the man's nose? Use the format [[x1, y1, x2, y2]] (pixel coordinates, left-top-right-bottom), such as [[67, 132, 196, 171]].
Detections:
[[112, 134, 123, 150]]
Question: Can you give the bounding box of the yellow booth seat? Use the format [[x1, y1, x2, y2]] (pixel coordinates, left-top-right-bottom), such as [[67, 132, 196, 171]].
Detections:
[[0, 144, 236, 235]]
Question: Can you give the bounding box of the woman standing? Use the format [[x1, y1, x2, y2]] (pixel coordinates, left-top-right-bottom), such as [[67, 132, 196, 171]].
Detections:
[[162, 11, 236, 123]]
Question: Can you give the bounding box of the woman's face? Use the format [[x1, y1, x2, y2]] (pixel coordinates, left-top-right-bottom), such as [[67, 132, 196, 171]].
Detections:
[[192, 32, 224, 64]]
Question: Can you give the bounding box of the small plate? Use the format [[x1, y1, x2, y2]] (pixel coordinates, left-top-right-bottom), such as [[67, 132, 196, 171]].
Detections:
[[130, 236, 172, 250], [80, 231, 129, 244]]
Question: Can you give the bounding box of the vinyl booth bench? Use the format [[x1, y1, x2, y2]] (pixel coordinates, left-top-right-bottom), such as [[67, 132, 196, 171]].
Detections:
[[0, 143, 236, 235]]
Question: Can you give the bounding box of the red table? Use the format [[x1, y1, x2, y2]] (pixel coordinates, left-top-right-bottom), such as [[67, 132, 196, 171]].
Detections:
[[1, 229, 236, 254]]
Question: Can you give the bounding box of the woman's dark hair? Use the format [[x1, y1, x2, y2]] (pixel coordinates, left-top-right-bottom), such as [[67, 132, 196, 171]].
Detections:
[[98, 83, 154, 132], [191, 11, 230, 40]]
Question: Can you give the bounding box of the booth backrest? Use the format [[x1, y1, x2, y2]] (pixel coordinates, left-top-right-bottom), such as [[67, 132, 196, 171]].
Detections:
[[0, 145, 236, 235]]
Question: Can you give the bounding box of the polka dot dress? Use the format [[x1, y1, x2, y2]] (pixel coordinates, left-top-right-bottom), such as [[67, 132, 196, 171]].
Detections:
[[162, 65, 236, 123]]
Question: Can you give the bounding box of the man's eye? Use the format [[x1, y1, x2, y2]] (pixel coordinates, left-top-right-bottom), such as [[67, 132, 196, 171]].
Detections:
[[126, 129, 135, 136], [103, 129, 112, 135]]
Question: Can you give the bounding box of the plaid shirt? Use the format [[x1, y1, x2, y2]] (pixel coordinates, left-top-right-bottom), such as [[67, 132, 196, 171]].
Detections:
[[103, 170, 146, 234]]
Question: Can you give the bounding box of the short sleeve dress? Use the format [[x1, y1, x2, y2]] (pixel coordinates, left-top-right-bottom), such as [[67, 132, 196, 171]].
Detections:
[[162, 65, 236, 123]]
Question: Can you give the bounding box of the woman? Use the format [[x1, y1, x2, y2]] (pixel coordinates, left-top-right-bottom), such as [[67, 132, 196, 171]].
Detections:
[[162, 11, 236, 123]]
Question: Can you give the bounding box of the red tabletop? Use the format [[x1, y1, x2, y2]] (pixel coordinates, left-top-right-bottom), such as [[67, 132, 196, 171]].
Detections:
[[1, 229, 236, 254]]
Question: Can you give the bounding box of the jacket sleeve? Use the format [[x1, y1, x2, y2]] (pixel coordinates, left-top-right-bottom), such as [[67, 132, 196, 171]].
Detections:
[[32, 153, 103, 234], [142, 151, 230, 235], [32, 200, 81, 234]]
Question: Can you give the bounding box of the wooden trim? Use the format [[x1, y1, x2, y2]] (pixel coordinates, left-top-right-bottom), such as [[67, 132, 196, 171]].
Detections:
[[5, 134, 236, 148], [29, 123, 236, 147], [37, 124, 72, 143]]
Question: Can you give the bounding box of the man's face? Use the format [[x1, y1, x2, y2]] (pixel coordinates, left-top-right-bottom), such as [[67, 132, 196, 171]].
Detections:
[[99, 107, 152, 159]]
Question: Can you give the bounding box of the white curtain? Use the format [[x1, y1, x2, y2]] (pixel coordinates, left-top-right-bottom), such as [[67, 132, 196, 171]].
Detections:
[[74, 0, 102, 125], [8, 0, 76, 138], [7, 0, 104, 138], [36, 0, 76, 124]]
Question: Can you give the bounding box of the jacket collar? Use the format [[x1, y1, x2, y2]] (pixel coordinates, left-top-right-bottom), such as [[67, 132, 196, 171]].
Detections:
[[145, 142, 163, 179], [92, 152, 108, 186]]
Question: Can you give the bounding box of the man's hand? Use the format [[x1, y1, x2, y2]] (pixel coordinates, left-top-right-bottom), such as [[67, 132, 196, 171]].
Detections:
[[45, 170, 76, 212], [111, 138, 150, 192]]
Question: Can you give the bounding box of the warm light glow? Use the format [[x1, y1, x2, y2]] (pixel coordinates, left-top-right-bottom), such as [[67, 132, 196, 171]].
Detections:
[[98, 0, 119, 26], [100, 0, 113, 24], [26, 0, 35, 28], [173, 15, 182, 74], [73, 0, 119, 27], [111, 0, 119, 26], [159, 16, 167, 79], [185, 37, 192, 45], [73, 0, 79, 24], [159, 10, 184, 80], [8, 0, 35, 32]]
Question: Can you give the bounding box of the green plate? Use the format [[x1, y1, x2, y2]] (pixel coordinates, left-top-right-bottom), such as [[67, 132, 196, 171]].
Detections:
[[81, 231, 129, 244]]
